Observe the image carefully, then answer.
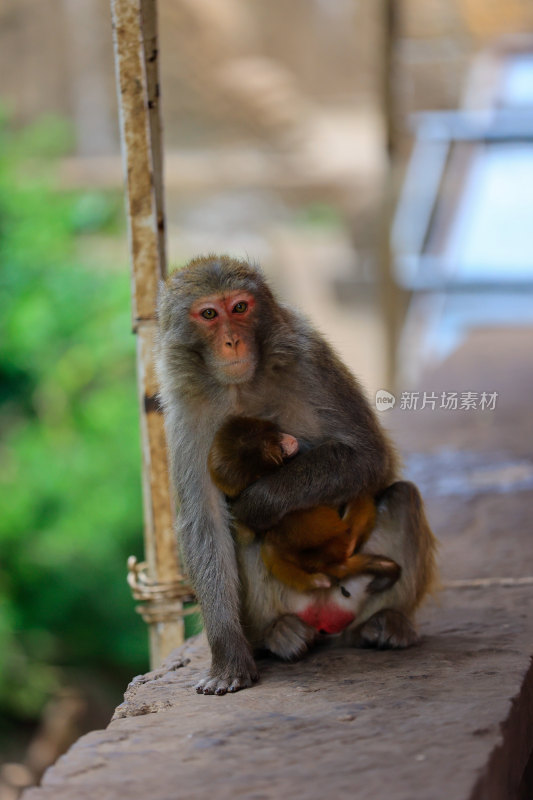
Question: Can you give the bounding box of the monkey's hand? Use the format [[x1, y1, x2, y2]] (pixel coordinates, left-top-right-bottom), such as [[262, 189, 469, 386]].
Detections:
[[232, 442, 366, 531], [195, 648, 259, 695]]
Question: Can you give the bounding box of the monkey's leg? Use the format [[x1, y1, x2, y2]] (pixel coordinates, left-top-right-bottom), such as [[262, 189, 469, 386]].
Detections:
[[305, 531, 359, 565], [342, 481, 438, 650], [274, 506, 349, 549], [303, 497, 377, 567], [348, 608, 419, 649], [261, 542, 332, 591], [237, 540, 318, 661], [263, 614, 318, 661], [273, 508, 358, 570], [326, 553, 401, 592], [177, 496, 259, 696], [344, 495, 377, 551]]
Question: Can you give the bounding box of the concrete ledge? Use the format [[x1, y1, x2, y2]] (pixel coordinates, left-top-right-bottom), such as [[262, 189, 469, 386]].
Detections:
[[23, 576, 533, 800], [23, 329, 533, 800]]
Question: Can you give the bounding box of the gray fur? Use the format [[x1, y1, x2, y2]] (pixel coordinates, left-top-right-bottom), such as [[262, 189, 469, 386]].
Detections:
[[156, 256, 437, 694]]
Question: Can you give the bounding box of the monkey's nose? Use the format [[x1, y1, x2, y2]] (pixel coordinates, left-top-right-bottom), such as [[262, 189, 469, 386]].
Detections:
[[224, 336, 240, 349]]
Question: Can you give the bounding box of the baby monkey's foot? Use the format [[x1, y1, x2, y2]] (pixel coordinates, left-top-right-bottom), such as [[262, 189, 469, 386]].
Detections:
[[349, 609, 419, 650]]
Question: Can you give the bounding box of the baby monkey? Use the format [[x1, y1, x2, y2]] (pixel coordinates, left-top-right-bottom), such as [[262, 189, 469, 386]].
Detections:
[[208, 416, 401, 593]]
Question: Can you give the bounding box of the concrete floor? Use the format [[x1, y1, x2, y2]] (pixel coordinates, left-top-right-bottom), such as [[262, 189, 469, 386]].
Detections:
[[23, 327, 533, 800]]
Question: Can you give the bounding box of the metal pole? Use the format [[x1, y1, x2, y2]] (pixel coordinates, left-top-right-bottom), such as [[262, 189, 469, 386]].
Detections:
[[110, 0, 194, 668], [378, 0, 402, 392]]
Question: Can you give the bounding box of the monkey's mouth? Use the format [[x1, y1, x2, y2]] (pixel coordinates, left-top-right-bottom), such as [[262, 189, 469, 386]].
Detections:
[[219, 357, 255, 371], [217, 357, 256, 383]]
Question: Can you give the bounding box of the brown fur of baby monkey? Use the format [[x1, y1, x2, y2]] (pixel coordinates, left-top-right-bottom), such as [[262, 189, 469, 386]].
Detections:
[[208, 416, 401, 592]]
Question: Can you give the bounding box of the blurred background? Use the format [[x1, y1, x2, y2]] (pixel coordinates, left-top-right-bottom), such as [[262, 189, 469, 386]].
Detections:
[[1, 0, 533, 796]]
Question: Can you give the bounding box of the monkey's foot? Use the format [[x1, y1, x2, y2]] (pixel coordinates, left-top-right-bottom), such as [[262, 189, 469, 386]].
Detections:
[[366, 559, 402, 594], [195, 654, 259, 696], [264, 614, 317, 661], [348, 609, 419, 650]]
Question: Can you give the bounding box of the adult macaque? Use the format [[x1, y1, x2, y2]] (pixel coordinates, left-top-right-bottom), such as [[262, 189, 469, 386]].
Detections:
[[208, 415, 401, 592], [156, 255, 437, 695]]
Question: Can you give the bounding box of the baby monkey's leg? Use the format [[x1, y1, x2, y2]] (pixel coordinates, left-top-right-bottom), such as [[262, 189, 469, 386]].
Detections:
[[261, 542, 332, 591], [326, 552, 401, 592]]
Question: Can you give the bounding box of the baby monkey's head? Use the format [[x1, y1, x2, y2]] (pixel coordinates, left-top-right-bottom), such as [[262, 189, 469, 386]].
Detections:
[[208, 416, 298, 498]]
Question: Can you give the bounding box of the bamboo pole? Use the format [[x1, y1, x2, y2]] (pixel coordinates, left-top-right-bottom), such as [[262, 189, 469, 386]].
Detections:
[[110, 0, 194, 668]]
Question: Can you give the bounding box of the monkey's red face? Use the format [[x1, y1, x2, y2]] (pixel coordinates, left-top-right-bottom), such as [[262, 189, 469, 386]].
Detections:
[[189, 291, 258, 384]]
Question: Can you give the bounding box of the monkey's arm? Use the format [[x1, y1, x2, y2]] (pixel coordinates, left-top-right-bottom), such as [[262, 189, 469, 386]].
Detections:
[[232, 333, 397, 531], [166, 410, 258, 694], [232, 439, 391, 531]]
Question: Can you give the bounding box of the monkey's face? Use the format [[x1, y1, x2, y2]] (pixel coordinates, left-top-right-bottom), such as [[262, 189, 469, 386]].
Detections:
[[189, 291, 258, 384]]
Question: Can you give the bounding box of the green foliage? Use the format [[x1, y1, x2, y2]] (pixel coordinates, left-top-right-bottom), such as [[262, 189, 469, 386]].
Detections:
[[0, 116, 147, 722], [295, 202, 343, 230]]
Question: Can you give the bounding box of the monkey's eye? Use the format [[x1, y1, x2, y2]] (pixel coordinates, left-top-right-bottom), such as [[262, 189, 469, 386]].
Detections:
[[201, 308, 217, 320], [232, 301, 248, 314]]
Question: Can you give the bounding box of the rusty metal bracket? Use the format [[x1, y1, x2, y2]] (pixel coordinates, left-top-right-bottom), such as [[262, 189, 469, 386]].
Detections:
[[127, 556, 197, 624]]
